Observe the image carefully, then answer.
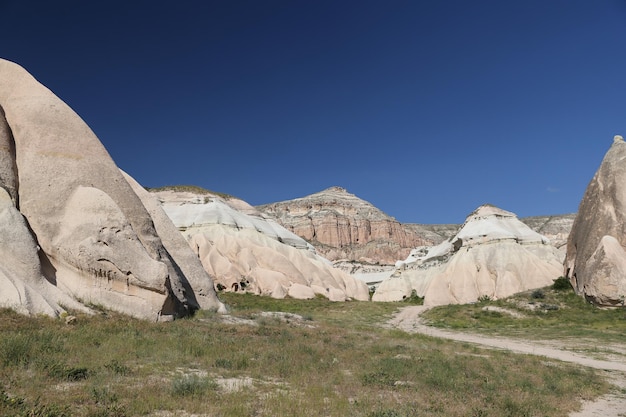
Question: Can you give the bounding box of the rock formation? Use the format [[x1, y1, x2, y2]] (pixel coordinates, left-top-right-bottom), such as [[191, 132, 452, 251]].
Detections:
[[520, 214, 576, 249], [373, 205, 563, 306], [257, 186, 432, 265], [564, 135, 626, 306], [151, 187, 370, 301], [0, 59, 224, 319]]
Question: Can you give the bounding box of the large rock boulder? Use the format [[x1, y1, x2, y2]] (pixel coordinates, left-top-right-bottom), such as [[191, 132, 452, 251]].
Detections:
[[374, 205, 563, 306], [151, 187, 370, 301], [564, 135, 626, 306], [0, 59, 224, 319], [257, 186, 432, 265]]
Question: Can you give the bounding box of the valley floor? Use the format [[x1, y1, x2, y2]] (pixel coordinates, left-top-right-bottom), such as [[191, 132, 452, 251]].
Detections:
[[387, 306, 626, 417]]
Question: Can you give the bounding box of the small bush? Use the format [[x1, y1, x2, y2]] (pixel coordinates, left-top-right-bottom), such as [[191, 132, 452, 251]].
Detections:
[[45, 362, 89, 381], [171, 374, 218, 397], [531, 289, 545, 299], [403, 290, 424, 305], [477, 295, 492, 303], [553, 276, 572, 291]]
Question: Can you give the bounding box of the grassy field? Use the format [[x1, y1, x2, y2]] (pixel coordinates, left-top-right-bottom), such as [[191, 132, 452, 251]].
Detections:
[[422, 279, 626, 349], [0, 291, 610, 417]]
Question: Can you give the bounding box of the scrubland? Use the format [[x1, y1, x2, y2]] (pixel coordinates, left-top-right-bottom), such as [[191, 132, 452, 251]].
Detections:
[[0, 286, 611, 417]]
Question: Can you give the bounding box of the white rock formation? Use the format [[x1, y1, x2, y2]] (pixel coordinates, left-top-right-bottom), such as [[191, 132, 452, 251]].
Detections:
[[0, 58, 223, 319], [373, 205, 563, 306], [151, 188, 370, 301]]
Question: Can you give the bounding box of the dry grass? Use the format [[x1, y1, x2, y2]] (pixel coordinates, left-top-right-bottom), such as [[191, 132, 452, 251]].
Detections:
[[0, 293, 609, 416]]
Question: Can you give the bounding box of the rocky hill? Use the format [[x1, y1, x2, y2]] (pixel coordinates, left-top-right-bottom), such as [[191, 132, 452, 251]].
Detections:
[[151, 187, 370, 301], [258, 187, 575, 267], [257, 186, 432, 265], [374, 205, 564, 306]]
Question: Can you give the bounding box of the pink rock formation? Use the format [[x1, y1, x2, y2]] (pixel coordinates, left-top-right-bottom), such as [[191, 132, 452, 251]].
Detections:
[[257, 186, 431, 265]]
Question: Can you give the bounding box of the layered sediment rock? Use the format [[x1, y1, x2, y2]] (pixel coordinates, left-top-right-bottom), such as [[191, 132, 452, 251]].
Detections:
[[152, 187, 370, 301], [374, 205, 563, 306], [564, 135, 626, 306], [0, 59, 224, 319], [257, 186, 431, 265]]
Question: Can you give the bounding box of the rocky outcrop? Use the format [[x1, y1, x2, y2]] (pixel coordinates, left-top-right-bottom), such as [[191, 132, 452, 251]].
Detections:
[[520, 214, 576, 249], [0, 59, 224, 319], [374, 205, 563, 306], [564, 135, 626, 306], [257, 186, 432, 265], [151, 187, 370, 301]]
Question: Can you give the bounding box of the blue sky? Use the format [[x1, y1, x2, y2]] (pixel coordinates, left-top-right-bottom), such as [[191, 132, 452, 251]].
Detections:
[[2, 1, 626, 224]]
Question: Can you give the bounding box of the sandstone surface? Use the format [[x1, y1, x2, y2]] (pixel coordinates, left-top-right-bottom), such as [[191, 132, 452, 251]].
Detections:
[[151, 187, 370, 301], [564, 135, 626, 306], [373, 205, 563, 306], [520, 214, 576, 249], [257, 186, 432, 265], [0, 59, 223, 319]]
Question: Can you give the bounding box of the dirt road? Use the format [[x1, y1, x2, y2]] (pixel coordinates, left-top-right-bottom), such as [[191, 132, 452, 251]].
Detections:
[[387, 306, 626, 417]]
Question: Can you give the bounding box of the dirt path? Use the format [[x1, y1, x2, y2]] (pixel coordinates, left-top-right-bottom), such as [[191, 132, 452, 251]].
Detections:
[[387, 306, 626, 417]]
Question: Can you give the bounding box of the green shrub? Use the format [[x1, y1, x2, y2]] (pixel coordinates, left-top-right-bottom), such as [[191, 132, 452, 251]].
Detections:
[[553, 276, 572, 291], [402, 290, 424, 305]]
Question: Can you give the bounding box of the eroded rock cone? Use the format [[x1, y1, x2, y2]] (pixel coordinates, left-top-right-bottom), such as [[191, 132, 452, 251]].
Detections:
[[0, 58, 224, 319], [374, 205, 563, 306], [564, 135, 626, 306]]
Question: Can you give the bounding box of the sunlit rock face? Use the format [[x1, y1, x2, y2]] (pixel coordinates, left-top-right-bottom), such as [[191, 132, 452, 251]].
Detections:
[[0, 59, 224, 319], [520, 214, 576, 249], [565, 136, 626, 306], [151, 188, 370, 301], [373, 205, 563, 306], [257, 186, 432, 265]]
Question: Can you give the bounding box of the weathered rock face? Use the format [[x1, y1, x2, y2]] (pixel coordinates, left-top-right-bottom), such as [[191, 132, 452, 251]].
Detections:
[[564, 136, 626, 306], [520, 214, 576, 249], [0, 59, 224, 319], [374, 205, 563, 306], [152, 187, 370, 301], [257, 186, 432, 265]]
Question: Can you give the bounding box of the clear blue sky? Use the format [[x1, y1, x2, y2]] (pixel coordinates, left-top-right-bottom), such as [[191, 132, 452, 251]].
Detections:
[[3, 1, 625, 224]]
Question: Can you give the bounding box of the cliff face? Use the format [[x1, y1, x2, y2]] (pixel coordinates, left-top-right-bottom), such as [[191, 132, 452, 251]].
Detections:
[[257, 187, 432, 265]]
